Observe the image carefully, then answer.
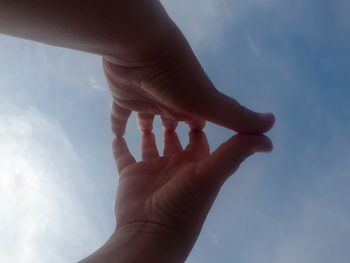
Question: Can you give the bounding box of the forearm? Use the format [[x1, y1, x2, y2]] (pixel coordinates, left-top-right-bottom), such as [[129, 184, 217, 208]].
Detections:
[[0, 0, 174, 60]]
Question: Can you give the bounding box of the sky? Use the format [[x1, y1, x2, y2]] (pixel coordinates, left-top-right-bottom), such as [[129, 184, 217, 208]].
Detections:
[[0, 0, 350, 262]]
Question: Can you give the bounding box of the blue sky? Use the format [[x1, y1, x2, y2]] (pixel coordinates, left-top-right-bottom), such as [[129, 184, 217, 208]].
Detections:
[[0, 0, 349, 262]]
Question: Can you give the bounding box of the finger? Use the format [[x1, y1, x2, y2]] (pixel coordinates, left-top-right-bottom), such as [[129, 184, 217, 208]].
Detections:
[[186, 118, 206, 131], [185, 130, 210, 155], [161, 116, 178, 131], [163, 131, 182, 156], [137, 112, 155, 132], [112, 137, 136, 174], [141, 132, 160, 160], [197, 134, 273, 185], [116, 98, 163, 115], [193, 88, 275, 134], [111, 102, 132, 137]]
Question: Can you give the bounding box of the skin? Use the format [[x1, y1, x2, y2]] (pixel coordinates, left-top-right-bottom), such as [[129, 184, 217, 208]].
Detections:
[[0, 0, 276, 261], [0, 0, 275, 135], [105, 22, 275, 134], [80, 131, 272, 262]]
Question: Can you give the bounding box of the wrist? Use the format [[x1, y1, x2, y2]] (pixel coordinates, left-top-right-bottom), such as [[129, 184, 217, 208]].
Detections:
[[80, 221, 195, 263], [101, 0, 181, 65], [111, 221, 193, 263]]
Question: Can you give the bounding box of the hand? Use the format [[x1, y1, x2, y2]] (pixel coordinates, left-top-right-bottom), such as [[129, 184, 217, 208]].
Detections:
[[111, 131, 272, 262], [0, 0, 274, 135], [103, 3, 275, 136]]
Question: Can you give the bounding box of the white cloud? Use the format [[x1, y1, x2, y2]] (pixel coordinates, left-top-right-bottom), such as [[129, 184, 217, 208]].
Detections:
[[161, 0, 232, 50], [339, 0, 350, 29], [0, 35, 115, 262], [208, 231, 221, 246], [161, 0, 275, 51], [246, 33, 263, 57], [0, 35, 105, 94], [0, 105, 103, 263], [89, 75, 104, 91]]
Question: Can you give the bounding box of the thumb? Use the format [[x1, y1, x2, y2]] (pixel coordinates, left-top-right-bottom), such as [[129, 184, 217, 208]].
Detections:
[[193, 87, 275, 134], [197, 134, 273, 186]]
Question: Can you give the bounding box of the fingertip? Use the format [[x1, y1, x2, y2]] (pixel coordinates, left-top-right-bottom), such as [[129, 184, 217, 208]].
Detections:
[[163, 129, 179, 143], [113, 135, 127, 148], [239, 112, 275, 134], [267, 112, 276, 123], [141, 129, 154, 137], [111, 125, 126, 138], [187, 130, 209, 153], [232, 134, 273, 153], [140, 127, 153, 133], [254, 135, 273, 153], [259, 112, 276, 133], [137, 113, 155, 133], [110, 103, 131, 137], [162, 122, 178, 132], [188, 119, 206, 131], [163, 129, 175, 136], [162, 126, 177, 133], [163, 130, 182, 155], [138, 123, 153, 133], [161, 116, 178, 132], [189, 129, 205, 139], [112, 136, 125, 159], [141, 131, 159, 160], [198, 90, 275, 134], [112, 137, 119, 150]]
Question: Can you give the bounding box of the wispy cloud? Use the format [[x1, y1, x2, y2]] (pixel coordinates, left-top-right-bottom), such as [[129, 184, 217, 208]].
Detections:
[[89, 75, 104, 91], [0, 104, 105, 262], [246, 33, 263, 57], [208, 231, 222, 246], [161, 0, 232, 50], [0, 35, 115, 262]]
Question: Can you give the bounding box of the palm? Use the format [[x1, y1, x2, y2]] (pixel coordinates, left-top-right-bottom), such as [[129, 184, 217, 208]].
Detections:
[[113, 131, 272, 237], [103, 28, 275, 137], [103, 48, 208, 135], [115, 132, 210, 230]]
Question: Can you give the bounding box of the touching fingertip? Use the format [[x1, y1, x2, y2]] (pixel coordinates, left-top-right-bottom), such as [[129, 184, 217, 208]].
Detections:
[[189, 130, 204, 137], [162, 126, 177, 132], [267, 112, 276, 126], [254, 136, 273, 153], [254, 112, 275, 133], [190, 123, 206, 131], [262, 137, 273, 152], [112, 126, 125, 138], [265, 112, 276, 125]]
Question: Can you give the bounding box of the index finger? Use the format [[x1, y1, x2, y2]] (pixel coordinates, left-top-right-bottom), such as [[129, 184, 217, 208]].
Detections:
[[111, 101, 132, 137], [112, 137, 136, 174]]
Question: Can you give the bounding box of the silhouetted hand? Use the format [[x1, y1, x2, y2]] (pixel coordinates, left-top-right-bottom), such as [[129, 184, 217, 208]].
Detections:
[[111, 131, 272, 262], [104, 3, 275, 136], [0, 0, 272, 136]]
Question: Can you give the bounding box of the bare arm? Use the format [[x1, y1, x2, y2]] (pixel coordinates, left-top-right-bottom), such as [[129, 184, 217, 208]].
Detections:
[[0, 0, 275, 134], [0, 2, 275, 262], [0, 0, 173, 60]]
